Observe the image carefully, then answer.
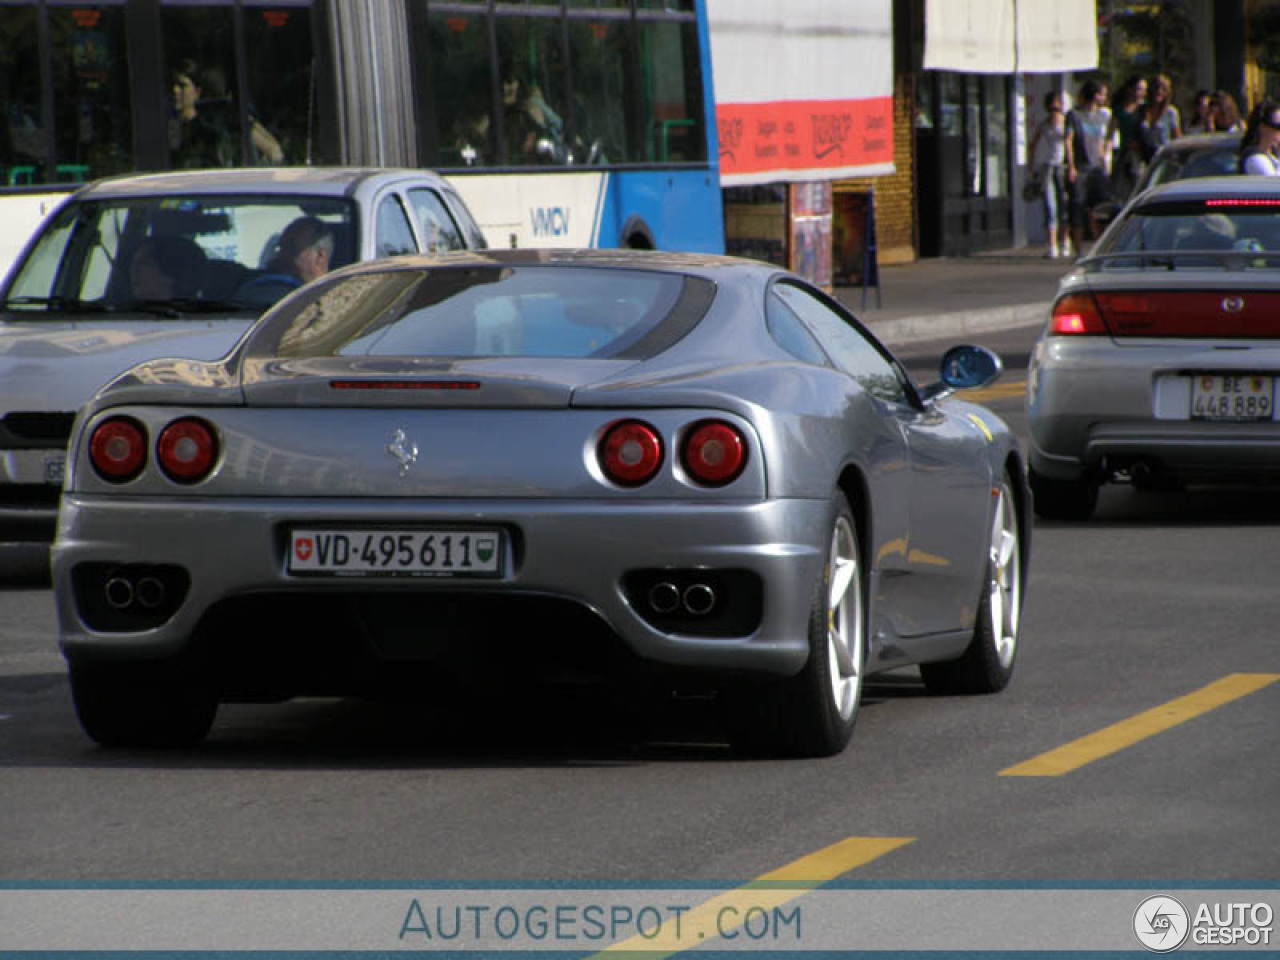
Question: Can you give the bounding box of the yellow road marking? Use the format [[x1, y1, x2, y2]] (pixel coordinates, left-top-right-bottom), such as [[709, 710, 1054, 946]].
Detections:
[[1001, 673, 1280, 777], [961, 380, 1026, 402], [592, 836, 914, 956]]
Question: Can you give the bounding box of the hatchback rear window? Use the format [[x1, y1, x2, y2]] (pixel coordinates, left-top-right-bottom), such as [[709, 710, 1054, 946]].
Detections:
[[1099, 199, 1280, 265], [254, 264, 710, 360]]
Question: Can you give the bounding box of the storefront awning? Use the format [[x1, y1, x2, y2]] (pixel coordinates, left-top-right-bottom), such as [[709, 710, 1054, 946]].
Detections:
[[923, 0, 1098, 74]]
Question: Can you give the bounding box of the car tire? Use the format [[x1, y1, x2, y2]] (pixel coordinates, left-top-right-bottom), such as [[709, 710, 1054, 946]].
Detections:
[[1029, 467, 1097, 521], [70, 662, 217, 748], [920, 476, 1023, 696], [722, 495, 863, 758]]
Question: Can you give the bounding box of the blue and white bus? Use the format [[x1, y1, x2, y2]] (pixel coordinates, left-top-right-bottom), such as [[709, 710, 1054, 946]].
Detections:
[[0, 0, 724, 274]]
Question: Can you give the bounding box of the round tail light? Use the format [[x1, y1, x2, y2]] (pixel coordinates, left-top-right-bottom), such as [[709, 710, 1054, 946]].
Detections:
[[89, 417, 147, 482], [598, 420, 663, 486], [682, 420, 747, 486], [157, 417, 218, 483]]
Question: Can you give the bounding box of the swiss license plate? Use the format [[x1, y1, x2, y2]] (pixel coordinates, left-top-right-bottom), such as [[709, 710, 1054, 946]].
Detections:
[[1190, 374, 1275, 421], [288, 528, 503, 577]]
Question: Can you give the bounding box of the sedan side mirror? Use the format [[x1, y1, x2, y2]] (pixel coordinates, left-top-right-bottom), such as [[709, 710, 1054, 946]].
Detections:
[[919, 344, 1003, 402]]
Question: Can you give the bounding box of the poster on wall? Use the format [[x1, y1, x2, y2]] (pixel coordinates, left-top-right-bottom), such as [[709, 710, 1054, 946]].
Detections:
[[789, 181, 832, 291], [706, 0, 894, 186]]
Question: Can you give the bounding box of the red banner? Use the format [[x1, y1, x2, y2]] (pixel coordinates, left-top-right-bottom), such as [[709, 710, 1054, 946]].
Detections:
[[716, 97, 894, 183]]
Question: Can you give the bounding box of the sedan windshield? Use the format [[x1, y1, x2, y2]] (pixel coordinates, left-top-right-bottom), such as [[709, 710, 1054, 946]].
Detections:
[[3, 194, 355, 317]]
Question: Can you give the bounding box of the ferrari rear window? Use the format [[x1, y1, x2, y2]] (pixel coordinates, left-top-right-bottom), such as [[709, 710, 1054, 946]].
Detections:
[[259, 265, 707, 360]]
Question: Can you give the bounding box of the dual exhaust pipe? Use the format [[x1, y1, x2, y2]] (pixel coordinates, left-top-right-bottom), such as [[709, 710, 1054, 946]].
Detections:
[[647, 580, 717, 617], [104, 575, 167, 612]]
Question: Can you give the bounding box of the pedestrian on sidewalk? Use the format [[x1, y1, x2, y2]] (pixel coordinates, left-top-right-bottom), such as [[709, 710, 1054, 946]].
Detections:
[[1211, 91, 1244, 133], [1067, 79, 1112, 252], [1237, 102, 1280, 175], [1107, 75, 1148, 201], [1185, 89, 1214, 135], [1029, 90, 1071, 258], [1138, 74, 1182, 162]]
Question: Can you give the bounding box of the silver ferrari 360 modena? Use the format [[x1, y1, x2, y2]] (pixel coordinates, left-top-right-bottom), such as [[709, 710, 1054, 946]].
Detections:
[[52, 249, 1029, 757]]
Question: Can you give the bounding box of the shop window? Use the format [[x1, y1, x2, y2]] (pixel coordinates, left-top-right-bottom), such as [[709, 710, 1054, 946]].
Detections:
[[984, 75, 1009, 199]]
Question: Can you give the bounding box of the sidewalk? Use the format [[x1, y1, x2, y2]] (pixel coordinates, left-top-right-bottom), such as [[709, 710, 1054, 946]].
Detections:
[[831, 245, 1073, 346]]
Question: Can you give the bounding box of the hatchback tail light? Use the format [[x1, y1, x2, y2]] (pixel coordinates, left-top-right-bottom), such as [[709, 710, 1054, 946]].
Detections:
[[89, 417, 147, 482], [598, 420, 663, 486], [156, 417, 218, 483], [1049, 292, 1109, 336], [682, 420, 747, 486]]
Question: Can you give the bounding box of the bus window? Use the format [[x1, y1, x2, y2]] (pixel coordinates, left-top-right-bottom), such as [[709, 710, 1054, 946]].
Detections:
[[637, 16, 705, 163], [161, 4, 310, 169], [428, 10, 494, 169], [161, 6, 237, 169], [567, 13, 631, 164], [243, 4, 315, 165], [49, 5, 133, 181], [495, 15, 569, 166], [1, 5, 44, 184]]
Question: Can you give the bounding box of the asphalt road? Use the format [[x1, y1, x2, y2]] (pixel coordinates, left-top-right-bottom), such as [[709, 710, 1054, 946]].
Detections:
[[1, 321, 1276, 893]]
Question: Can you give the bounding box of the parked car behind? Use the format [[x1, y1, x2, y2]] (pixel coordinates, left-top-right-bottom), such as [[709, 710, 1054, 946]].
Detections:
[[1028, 175, 1280, 520], [0, 167, 486, 551], [1092, 133, 1242, 233], [52, 249, 1029, 757]]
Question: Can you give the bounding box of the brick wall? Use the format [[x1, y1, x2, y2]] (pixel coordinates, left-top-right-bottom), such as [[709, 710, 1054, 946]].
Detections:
[[834, 72, 917, 270]]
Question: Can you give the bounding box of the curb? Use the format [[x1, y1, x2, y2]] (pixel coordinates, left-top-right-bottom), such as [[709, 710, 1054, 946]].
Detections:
[[866, 301, 1049, 347]]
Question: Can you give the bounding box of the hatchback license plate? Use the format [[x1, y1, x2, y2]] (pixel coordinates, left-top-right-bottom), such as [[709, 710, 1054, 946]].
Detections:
[[288, 528, 502, 577], [1190, 374, 1275, 421]]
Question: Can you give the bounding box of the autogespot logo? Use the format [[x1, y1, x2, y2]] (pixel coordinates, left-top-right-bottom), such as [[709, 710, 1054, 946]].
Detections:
[[1134, 895, 1191, 952]]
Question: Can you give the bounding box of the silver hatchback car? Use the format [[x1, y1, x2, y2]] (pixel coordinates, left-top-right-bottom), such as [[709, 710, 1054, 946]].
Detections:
[[0, 167, 485, 551], [1028, 176, 1280, 520]]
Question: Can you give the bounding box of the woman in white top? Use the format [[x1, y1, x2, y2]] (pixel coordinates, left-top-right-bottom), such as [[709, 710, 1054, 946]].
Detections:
[[1028, 91, 1072, 257], [1238, 102, 1280, 176]]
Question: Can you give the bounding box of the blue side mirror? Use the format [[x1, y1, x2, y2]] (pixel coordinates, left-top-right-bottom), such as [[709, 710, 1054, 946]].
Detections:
[[939, 344, 1002, 390]]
